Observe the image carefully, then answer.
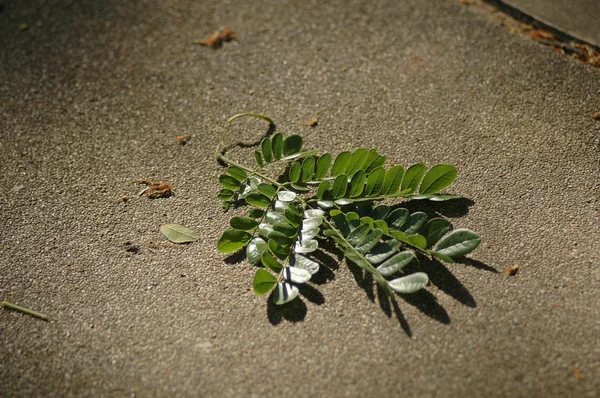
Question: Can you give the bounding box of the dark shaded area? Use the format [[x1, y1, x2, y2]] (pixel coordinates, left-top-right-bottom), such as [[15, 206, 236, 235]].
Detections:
[[482, 0, 600, 50], [376, 284, 412, 336], [309, 249, 339, 285], [457, 257, 499, 273], [267, 296, 307, 325], [346, 260, 375, 302], [399, 289, 451, 324], [416, 258, 477, 308], [298, 284, 325, 305], [224, 249, 247, 265]]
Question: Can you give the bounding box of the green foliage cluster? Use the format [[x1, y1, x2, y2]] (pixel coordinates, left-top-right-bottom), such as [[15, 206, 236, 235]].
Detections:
[[216, 115, 480, 306]]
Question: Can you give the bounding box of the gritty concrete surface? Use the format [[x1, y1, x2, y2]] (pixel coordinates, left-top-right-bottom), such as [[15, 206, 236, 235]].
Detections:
[[502, 0, 600, 46], [0, 0, 599, 397]]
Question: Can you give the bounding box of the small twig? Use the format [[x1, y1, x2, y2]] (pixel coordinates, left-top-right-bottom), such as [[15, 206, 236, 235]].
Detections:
[[2, 301, 50, 321], [226, 112, 275, 127]]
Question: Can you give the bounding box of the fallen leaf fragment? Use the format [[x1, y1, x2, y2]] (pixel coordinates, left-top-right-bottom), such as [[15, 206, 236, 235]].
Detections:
[[220, 27, 236, 42], [160, 224, 199, 243], [303, 118, 319, 127], [592, 112, 600, 120], [176, 135, 192, 145], [573, 366, 583, 379], [194, 28, 236, 49], [503, 264, 520, 276], [134, 179, 174, 199]]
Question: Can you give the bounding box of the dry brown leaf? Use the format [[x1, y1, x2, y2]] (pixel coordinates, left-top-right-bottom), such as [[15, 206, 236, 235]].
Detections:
[[176, 135, 192, 145], [195, 31, 222, 49], [134, 179, 174, 199], [303, 118, 319, 127], [503, 264, 520, 276], [573, 366, 583, 379]]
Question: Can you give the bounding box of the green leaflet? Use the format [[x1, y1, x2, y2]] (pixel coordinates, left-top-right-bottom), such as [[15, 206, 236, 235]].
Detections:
[[273, 282, 299, 305], [366, 167, 385, 196], [230, 217, 259, 231], [421, 218, 453, 248], [432, 229, 481, 259], [219, 174, 241, 190], [355, 228, 383, 253], [317, 180, 330, 199], [401, 211, 427, 234], [332, 174, 349, 199], [331, 152, 352, 176], [217, 229, 252, 253], [315, 153, 332, 179], [389, 272, 429, 294], [419, 164, 458, 194], [254, 150, 263, 166], [257, 183, 277, 199], [346, 148, 370, 176], [282, 135, 303, 156], [371, 205, 390, 220], [160, 224, 199, 243], [289, 162, 301, 182], [301, 157, 315, 182], [376, 251, 414, 277], [218, 189, 234, 201], [261, 138, 273, 163], [272, 133, 283, 159], [387, 208, 409, 229], [261, 251, 284, 273], [253, 269, 277, 296], [246, 237, 268, 265], [348, 170, 366, 197], [245, 193, 271, 208], [401, 163, 426, 193], [382, 165, 404, 195], [227, 166, 248, 182]]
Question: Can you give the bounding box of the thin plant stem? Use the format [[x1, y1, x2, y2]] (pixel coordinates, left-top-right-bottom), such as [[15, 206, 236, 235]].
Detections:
[[2, 301, 50, 321]]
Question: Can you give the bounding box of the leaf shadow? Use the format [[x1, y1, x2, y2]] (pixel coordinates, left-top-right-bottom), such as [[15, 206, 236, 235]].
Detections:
[[298, 284, 325, 305], [399, 289, 451, 324], [376, 284, 412, 336], [346, 260, 375, 302], [224, 249, 246, 265], [415, 257, 477, 308], [457, 257, 499, 273], [267, 296, 307, 325], [309, 249, 339, 285]]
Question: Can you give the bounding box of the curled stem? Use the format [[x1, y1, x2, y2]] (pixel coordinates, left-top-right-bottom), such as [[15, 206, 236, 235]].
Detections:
[[227, 113, 275, 127]]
